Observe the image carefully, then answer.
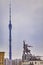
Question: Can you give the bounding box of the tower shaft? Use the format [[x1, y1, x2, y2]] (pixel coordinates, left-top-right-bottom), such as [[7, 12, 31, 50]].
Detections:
[[9, 0, 12, 60]]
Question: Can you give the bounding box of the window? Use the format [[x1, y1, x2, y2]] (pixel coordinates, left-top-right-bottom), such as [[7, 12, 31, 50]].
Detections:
[[35, 62, 37, 64]]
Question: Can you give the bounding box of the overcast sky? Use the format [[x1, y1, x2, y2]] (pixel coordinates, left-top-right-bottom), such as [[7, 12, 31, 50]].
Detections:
[[0, 0, 43, 59]]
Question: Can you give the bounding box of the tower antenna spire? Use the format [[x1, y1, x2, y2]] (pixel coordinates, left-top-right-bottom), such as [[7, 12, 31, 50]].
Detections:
[[9, 0, 12, 60], [9, 0, 11, 23]]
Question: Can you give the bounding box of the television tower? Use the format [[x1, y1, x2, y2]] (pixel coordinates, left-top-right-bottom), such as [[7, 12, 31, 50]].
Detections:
[[9, 0, 12, 60]]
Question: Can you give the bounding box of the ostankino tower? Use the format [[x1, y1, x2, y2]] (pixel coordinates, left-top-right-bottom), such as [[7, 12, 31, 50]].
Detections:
[[9, 0, 12, 60]]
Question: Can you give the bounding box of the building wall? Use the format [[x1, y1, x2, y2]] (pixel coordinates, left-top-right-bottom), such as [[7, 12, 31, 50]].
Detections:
[[22, 61, 43, 65], [0, 52, 5, 65], [12, 60, 15, 65], [12, 59, 22, 65], [4, 58, 12, 65]]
